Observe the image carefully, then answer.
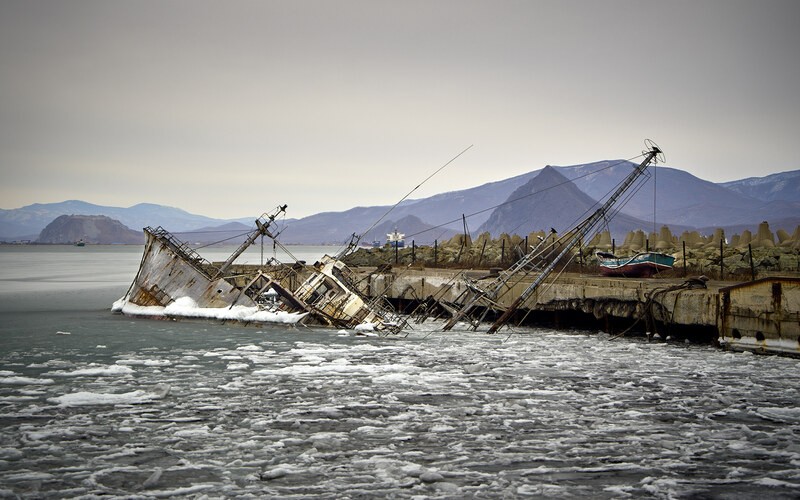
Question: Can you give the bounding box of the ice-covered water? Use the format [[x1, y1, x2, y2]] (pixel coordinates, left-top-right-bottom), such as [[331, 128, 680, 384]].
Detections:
[[1, 246, 800, 498]]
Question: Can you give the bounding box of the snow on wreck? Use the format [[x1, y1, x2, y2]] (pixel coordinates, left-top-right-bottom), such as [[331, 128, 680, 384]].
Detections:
[[112, 205, 403, 332]]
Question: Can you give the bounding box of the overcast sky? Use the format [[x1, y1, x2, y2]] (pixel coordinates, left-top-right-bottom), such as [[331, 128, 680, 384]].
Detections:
[[1, 0, 798, 220]]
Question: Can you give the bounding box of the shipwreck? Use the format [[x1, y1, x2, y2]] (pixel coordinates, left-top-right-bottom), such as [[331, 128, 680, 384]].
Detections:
[[113, 205, 402, 333]]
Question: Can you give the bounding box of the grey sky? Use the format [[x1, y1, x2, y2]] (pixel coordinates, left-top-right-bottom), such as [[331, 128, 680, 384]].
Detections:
[[1, 0, 798, 220]]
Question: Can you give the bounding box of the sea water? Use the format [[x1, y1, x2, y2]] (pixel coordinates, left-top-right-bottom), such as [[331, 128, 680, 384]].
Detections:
[[1, 246, 799, 498]]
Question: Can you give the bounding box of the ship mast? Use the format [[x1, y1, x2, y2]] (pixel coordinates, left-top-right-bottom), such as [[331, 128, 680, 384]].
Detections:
[[485, 141, 663, 333], [215, 205, 288, 278], [441, 141, 664, 333]]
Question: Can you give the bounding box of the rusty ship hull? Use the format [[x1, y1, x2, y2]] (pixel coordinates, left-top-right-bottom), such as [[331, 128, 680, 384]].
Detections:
[[113, 208, 401, 332], [113, 213, 309, 325]]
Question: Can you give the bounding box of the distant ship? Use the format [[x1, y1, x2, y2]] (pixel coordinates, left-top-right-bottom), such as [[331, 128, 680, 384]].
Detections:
[[386, 228, 405, 248], [74, 239, 85, 247]]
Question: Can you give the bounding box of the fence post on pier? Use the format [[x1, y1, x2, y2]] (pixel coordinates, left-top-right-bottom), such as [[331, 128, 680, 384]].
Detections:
[[412, 240, 415, 263], [682, 241, 687, 277], [612, 238, 615, 254], [395, 242, 399, 264], [720, 238, 724, 280], [501, 239, 505, 263], [434, 240, 438, 266], [748, 243, 755, 281]]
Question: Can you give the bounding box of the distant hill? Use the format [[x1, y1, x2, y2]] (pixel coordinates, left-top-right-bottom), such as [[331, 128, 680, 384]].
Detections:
[[0, 200, 245, 242], [279, 209, 458, 245], [720, 170, 800, 202], [37, 215, 143, 244], [168, 221, 255, 245], [476, 166, 692, 239], [555, 161, 766, 223], [4, 162, 800, 245]]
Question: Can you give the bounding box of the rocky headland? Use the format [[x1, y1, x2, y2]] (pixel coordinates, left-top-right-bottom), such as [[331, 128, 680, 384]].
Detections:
[[37, 215, 144, 245]]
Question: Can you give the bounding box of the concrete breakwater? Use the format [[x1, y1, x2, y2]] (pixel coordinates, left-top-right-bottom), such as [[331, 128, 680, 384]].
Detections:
[[349, 267, 799, 356], [225, 259, 800, 356], [344, 221, 800, 279]]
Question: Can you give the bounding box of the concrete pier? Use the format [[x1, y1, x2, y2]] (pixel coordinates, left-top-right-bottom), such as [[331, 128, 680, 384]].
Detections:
[[351, 267, 800, 356]]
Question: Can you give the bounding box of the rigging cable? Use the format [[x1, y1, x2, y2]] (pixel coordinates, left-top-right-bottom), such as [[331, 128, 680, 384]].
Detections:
[[337, 144, 474, 255], [403, 153, 647, 241]]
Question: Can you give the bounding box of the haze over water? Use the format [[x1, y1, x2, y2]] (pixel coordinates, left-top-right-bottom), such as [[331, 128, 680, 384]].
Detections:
[[1, 246, 799, 498]]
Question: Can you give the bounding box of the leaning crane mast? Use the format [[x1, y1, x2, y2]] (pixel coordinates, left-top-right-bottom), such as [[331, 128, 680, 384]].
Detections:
[[483, 141, 664, 333]]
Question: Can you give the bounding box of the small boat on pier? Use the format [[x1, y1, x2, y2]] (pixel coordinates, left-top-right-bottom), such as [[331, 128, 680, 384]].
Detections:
[[596, 251, 675, 278]]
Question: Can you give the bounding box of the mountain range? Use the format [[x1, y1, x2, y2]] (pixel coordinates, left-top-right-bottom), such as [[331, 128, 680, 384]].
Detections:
[[2, 162, 798, 244]]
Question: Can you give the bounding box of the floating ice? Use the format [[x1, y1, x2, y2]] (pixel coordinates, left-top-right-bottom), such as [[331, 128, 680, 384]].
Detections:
[[113, 296, 307, 324], [116, 359, 172, 367], [227, 362, 249, 371], [4, 315, 800, 497], [752, 407, 800, 424], [236, 344, 262, 351], [0, 376, 55, 385], [0, 448, 23, 460], [355, 330, 379, 337], [48, 388, 168, 406], [48, 364, 135, 377], [174, 426, 211, 437]]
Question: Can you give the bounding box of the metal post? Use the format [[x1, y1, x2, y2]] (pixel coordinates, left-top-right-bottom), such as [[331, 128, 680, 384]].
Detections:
[[682, 240, 687, 277], [434, 240, 438, 265], [646, 238, 649, 252], [612, 238, 615, 254], [412, 240, 415, 263], [501, 239, 505, 263], [395, 242, 399, 264], [719, 238, 724, 280], [748, 243, 755, 281]]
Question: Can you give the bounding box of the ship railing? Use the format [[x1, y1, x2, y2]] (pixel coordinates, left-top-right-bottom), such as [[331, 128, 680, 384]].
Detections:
[[145, 226, 218, 280]]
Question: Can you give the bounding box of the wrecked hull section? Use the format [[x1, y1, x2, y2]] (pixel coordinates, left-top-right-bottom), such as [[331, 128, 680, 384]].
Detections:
[[124, 227, 251, 309], [293, 255, 403, 333], [114, 210, 312, 326], [115, 210, 402, 332]]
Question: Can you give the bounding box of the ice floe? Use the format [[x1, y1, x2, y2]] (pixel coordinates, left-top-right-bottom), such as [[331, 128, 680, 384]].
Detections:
[[47, 364, 135, 377], [113, 296, 307, 324], [48, 385, 170, 406], [0, 376, 54, 386]]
